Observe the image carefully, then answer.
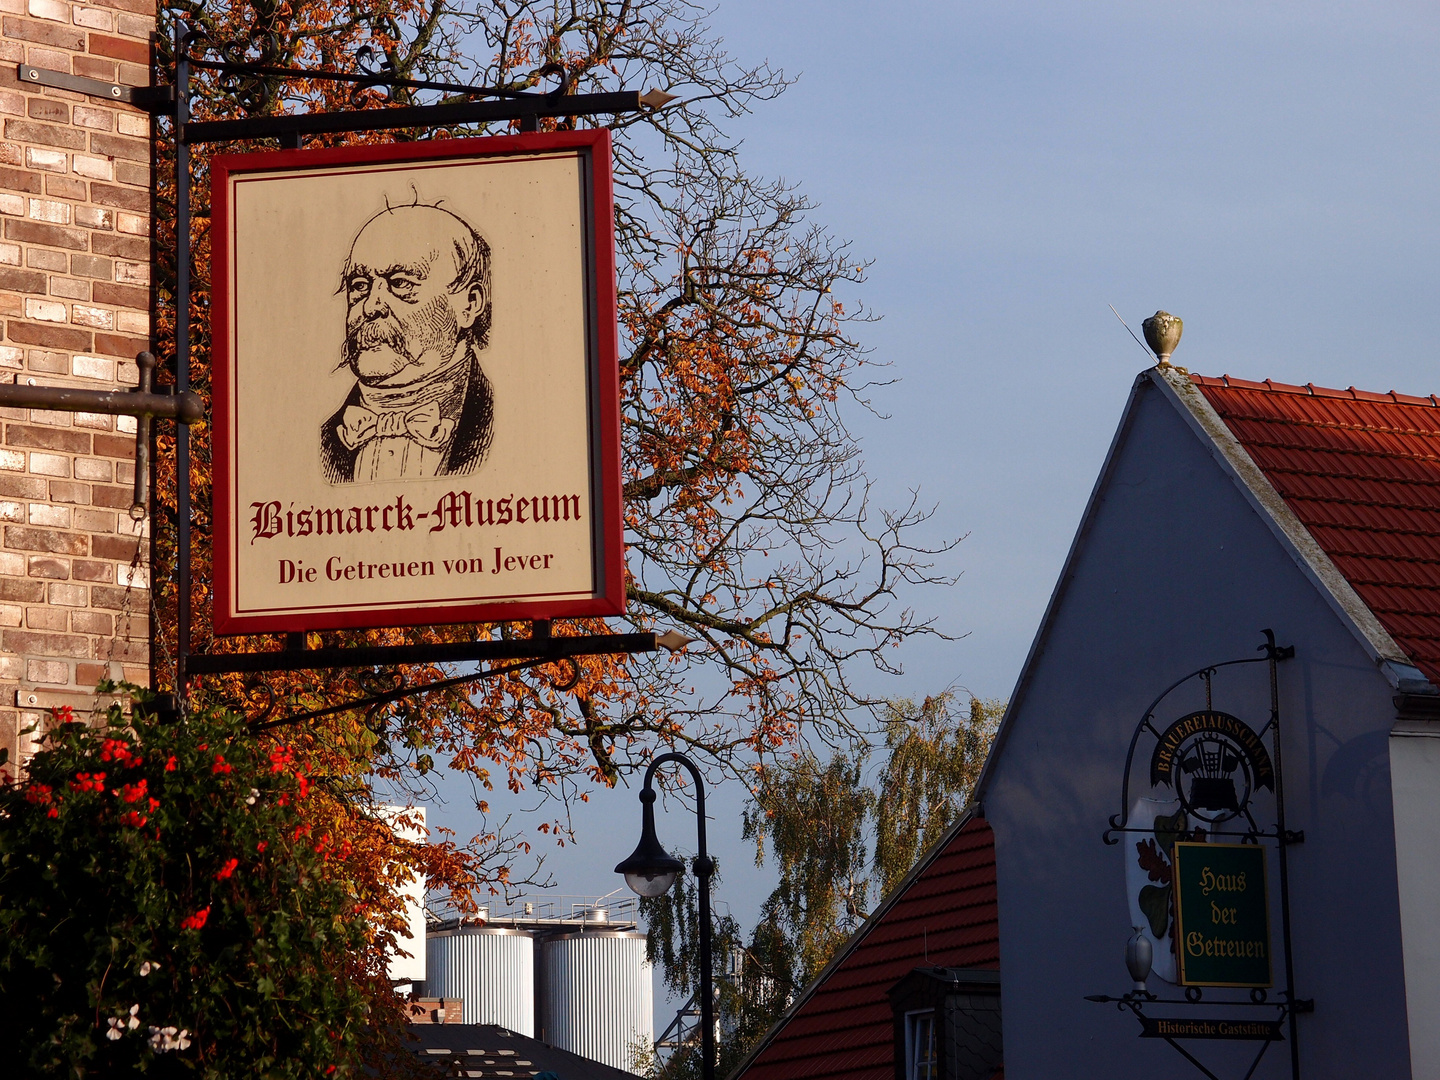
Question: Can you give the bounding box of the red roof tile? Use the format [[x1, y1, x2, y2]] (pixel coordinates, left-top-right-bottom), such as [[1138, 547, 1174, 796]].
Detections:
[[1192, 373, 1440, 683], [735, 817, 998, 1080]]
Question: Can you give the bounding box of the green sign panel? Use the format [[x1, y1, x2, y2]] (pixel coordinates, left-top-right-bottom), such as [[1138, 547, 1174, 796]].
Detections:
[[1173, 842, 1272, 987]]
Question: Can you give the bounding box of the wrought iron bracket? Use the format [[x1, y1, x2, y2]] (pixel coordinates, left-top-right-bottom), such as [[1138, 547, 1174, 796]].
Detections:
[[17, 64, 174, 112], [0, 352, 203, 516], [187, 630, 657, 676]]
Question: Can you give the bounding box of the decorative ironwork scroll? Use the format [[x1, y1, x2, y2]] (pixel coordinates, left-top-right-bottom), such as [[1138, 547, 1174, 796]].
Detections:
[[1089, 630, 1312, 1080]]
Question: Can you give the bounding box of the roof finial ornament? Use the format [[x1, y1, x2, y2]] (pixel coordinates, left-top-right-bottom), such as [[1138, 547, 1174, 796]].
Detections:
[[1142, 311, 1183, 367]]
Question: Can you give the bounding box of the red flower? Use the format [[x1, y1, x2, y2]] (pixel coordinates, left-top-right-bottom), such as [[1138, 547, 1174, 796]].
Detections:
[[256, 841, 267, 853], [24, 783, 52, 805], [117, 778, 148, 803], [69, 772, 106, 794], [268, 747, 294, 774], [180, 907, 210, 931], [119, 810, 148, 828], [164, 756, 177, 772], [49, 705, 74, 724], [99, 739, 133, 765], [45, 807, 58, 818], [211, 754, 233, 776], [215, 858, 239, 881], [295, 773, 310, 799]]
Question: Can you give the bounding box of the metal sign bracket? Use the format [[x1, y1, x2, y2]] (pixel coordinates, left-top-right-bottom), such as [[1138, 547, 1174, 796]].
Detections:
[[17, 63, 174, 112]]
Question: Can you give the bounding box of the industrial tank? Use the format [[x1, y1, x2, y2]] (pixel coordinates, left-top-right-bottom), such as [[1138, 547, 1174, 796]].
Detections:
[[538, 928, 653, 1071], [426, 925, 535, 1032]]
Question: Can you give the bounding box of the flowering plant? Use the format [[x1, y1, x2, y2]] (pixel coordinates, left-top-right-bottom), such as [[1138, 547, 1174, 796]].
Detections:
[[0, 686, 406, 1077]]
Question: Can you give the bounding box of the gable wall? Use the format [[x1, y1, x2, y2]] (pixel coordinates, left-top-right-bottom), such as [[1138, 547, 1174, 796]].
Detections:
[[981, 375, 1410, 1078]]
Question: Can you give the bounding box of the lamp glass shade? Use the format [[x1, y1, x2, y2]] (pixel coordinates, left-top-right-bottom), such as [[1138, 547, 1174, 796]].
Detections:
[[624, 868, 679, 898], [615, 793, 686, 898]]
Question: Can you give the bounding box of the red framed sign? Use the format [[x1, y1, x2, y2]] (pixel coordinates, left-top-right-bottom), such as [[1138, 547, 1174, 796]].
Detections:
[[211, 131, 624, 634]]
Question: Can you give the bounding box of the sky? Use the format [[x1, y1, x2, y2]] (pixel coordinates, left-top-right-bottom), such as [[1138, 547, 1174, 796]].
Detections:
[[420, 0, 1440, 1021]]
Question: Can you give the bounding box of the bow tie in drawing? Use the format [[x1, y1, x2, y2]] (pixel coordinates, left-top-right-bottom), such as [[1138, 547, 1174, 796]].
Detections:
[[337, 401, 456, 452]]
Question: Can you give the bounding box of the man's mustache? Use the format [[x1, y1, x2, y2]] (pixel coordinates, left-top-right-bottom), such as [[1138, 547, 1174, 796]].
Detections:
[[344, 315, 412, 363]]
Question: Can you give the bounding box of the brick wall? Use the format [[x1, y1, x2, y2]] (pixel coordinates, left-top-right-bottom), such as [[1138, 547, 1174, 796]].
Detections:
[[0, 0, 153, 767]]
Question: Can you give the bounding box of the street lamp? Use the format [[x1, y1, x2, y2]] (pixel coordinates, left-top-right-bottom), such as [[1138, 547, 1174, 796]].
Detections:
[[615, 752, 715, 1080]]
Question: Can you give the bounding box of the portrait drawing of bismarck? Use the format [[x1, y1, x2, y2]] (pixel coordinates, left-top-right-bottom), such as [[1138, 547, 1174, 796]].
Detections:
[[321, 202, 496, 484]]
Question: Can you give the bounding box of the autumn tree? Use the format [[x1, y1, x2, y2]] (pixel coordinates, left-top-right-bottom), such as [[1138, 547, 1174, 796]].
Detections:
[[143, 0, 955, 899]]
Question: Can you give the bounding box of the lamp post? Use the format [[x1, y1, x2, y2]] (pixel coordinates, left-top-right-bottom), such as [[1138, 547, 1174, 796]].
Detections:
[[614, 752, 714, 1080]]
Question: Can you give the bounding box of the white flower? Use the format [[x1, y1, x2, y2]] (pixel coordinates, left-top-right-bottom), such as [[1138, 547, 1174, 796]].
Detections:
[[127, 1004, 141, 1030], [148, 1025, 190, 1053], [105, 1018, 123, 1041], [139, 960, 159, 976], [245, 788, 259, 806]]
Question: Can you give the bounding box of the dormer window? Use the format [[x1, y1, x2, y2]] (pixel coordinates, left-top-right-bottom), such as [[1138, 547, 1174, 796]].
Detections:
[[905, 1009, 938, 1080]]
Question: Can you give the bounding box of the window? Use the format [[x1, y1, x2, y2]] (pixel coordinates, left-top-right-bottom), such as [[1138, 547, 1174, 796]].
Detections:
[[905, 1009, 938, 1080]]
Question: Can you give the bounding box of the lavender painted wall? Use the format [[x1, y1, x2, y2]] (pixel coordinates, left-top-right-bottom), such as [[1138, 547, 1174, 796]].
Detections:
[[979, 373, 1411, 1078]]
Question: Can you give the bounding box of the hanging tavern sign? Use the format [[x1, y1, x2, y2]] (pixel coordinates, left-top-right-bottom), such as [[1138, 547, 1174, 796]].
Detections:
[[211, 131, 624, 634], [1149, 710, 1275, 823], [1172, 842, 1273, 988]]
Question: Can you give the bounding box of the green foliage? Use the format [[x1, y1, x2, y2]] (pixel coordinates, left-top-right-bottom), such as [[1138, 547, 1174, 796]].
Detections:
[[643, 693, 1003, 1078], [743, 752, 875, 986], [872, 694, 1003, 899], [0, 687, 404, 1078]]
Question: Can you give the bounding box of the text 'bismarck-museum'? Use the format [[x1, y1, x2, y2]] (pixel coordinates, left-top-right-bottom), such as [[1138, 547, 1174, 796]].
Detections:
[[249, 490, 584, 543]]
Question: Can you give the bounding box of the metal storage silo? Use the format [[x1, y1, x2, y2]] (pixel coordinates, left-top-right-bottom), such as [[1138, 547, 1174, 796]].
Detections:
[[539, 928, 653, 1072], [426, 926, 535, 1032]]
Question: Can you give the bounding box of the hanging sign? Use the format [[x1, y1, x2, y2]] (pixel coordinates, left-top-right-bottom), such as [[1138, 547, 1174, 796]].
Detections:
[[1172, 842, 1272, 987], [211, 131, 624, 634], [1150, 711, 1275, 823], [1138, 1016, 1283, 1041]]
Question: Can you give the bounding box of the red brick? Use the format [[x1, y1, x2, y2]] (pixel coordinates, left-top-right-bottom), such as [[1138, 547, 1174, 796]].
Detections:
[[94, 0, 154, 15], [94, 332, 147, 358], [91, 281, 146, 309], [26, 557, 68, 579], [70, 559, 112, 582], [89, 584, 129, 609], [71, 55, 116, 81], [113, 161, 147, 188], [3, 525, 85, 554], [47, 480, 90, 505], [88, 33, 148, 66], [5, 424, 90, 453], [25, 97, 69, 124], [2, 627, 89, 656], [0, 473, 47, 499], [89, 533, 136, 561], [0, 166, 41, 194], [3, 118, 85, 150], [44, 174, 86, 201], [0, 575, 45, 601], [89, 232, 145, 260], [25, 605, 68, 630], [101, 636, 145, 662], [87, 486, 131, 512], [0, 266, 46, 294], [8, 321, 91, 351], [3, 17, 86, 51], [88, 132, 147, 162], [89, 182, 146, 212], [76, 661, 106, 684], [70, 609, 111, 634], [70, 254, 112, 279], [5, 218, 89, 250]]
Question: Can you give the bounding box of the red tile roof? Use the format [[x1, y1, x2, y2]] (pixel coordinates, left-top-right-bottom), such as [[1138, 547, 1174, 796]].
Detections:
[[734, 816, 998, 1080], [1191, 373, 1440, 683]]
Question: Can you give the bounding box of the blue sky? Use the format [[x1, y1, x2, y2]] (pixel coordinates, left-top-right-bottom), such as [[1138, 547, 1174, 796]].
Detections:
[[423, 0, 1440, 1009]]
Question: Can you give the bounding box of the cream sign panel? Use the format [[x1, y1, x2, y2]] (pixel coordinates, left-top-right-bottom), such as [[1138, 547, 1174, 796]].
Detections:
[[212, 134, 624, 634]]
